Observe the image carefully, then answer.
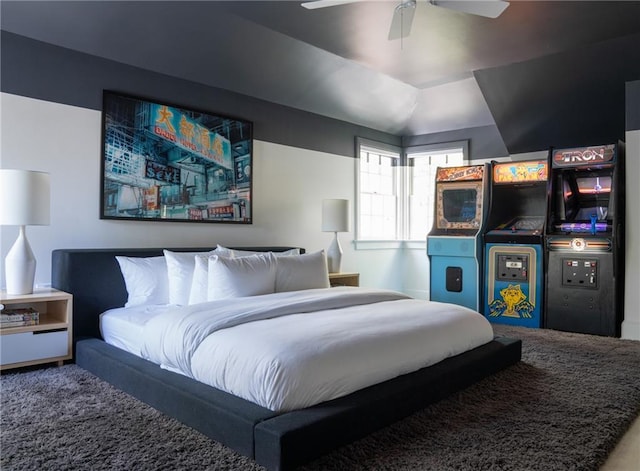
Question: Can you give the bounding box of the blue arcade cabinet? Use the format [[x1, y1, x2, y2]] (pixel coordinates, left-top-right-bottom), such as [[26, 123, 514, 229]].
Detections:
[[482, 160, 548, 328], [427, 165, 489, 311]]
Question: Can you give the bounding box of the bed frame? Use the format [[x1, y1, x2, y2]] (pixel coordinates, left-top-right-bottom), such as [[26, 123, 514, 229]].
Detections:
[[51, 247, 522, 471]]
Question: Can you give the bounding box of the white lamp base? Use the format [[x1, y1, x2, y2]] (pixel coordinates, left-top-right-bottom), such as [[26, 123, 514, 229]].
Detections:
[[5, 226, 36, 295], [326, 232, 343, 273]]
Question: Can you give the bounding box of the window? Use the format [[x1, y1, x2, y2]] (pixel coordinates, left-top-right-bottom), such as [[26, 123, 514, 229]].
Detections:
[[406, 145, 466, 241], [356, 140, 467, 244], [357, 144, 400, 240]]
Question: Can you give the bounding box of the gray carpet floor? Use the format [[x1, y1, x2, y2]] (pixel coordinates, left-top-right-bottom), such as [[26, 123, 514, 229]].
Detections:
[[1, 325, 639, 470]]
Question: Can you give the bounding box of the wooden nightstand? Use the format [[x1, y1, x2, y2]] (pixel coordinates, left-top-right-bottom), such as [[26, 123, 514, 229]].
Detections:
[[329, 272, 360, 287], [0, 288, 73, 371]]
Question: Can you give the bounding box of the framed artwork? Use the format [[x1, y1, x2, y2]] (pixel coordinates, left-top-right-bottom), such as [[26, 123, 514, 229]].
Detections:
[[100, 91, 252, 223]]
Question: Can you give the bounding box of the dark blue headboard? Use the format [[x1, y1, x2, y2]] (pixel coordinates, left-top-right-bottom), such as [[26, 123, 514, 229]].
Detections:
[[51, 247, 304, 342]]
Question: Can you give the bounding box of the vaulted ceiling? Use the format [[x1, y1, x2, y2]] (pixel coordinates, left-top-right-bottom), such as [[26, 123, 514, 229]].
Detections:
[[2, 1, 640, 153]]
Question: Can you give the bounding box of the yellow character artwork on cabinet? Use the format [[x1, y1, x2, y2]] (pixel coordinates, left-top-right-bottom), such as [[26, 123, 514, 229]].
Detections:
[[488, 284, 535, 318]]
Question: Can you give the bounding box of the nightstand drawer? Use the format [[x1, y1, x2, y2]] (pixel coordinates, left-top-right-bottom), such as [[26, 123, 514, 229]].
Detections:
[[0, 330, 69, 365]]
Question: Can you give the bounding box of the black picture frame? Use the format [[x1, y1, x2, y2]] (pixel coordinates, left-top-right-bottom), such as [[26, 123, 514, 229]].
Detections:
[[100, 91, 253, 224]]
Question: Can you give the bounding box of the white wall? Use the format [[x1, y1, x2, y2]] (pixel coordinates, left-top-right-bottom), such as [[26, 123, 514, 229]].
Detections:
[[622, 129, 640, 340]]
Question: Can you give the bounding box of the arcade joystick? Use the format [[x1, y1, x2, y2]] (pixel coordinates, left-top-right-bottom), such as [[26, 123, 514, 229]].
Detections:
[[594, 177, 602, 192]]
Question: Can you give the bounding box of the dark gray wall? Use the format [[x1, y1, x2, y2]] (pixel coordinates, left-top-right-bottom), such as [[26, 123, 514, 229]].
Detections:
[[402, 125, 509, 161], [0, 31, 400, 159], [475, 33, 640, 154]]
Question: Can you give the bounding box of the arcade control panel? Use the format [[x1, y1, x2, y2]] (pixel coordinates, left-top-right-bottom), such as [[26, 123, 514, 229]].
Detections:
[[562, 259, 598, 288], [491, 217, 544, 236]]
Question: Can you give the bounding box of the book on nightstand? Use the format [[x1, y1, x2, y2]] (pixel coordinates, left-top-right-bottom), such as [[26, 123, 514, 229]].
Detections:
[[0, 307, 40, 328]]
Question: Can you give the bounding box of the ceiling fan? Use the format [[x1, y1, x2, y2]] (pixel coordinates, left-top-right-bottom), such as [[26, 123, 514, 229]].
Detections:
[[301, 0, 510, 40]]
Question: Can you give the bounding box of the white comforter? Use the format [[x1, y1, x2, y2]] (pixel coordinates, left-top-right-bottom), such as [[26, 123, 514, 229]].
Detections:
[[141, 287, 493, 412]]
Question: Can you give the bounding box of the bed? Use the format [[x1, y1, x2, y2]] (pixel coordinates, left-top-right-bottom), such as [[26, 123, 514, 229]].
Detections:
[[51, 247, 521, 471]]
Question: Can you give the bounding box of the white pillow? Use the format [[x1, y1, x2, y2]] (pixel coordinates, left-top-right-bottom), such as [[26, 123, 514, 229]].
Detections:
[[215, 245, 300, 258], [115, 256, 169, 307], [188, 254, 212, 305], [189, 248, 301, 305], [164, 249, 216, 305], [275, 251, 330, 293], [207, 253, 277, 300]]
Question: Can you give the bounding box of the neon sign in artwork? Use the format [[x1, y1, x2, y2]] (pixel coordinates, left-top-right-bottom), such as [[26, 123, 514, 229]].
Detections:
[[493, 160, 547, 184], [152, 104, 232, 170]]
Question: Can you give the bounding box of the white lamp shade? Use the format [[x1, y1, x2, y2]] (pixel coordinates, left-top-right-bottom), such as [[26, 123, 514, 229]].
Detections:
[[0, 169, 50, 226], [322, 199, 349, 233]]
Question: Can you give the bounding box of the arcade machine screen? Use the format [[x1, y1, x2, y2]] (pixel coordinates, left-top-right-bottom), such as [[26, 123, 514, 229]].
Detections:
[[443, 189, 477, 222], [486, 160, 548, 239], [436, 181, 483, 232], [551, 170, 613, 234]]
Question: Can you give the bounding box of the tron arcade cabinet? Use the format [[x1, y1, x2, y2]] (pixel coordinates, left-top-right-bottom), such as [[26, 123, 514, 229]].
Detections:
[[545, 143, 625, 337], [428, 165, 489, 311], [483, 160, 548, 327]]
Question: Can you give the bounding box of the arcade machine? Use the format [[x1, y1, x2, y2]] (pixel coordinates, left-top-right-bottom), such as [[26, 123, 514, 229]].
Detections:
[[427, 164, 489, 311], [483, 160, 548, 327], [545, 143, 625, 337]]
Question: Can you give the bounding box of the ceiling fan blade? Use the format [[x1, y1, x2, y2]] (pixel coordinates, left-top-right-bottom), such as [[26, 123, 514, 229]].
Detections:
[[430, 1, 510, 18], [388, 0, 417, 40], [301, 0, 365, 9]]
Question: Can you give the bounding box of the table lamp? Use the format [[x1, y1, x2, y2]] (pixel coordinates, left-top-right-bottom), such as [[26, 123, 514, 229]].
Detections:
[[322, 199, 349, 273], [0, 169, 50, 295]]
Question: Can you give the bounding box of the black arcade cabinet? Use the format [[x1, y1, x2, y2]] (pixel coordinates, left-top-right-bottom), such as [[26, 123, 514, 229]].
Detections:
[[545, 143, 625, 337]]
